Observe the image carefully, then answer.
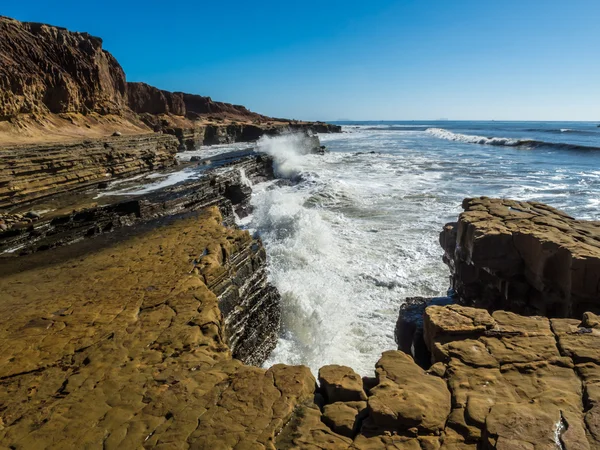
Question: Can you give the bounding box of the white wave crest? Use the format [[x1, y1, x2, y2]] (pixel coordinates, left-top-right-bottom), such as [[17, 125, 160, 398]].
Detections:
[[257, 133, 319, 178], [426, 128, 520, 146]]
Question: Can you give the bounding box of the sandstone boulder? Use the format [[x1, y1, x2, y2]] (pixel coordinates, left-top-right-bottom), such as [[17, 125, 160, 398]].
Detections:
[[318, 364, 368, 403], [322, 401, 367, 438], [368, 351, 451, 434]]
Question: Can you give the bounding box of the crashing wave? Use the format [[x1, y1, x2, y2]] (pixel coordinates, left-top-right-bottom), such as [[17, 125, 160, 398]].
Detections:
[[426, 128, 600, 152], [426, 128, 520, 146]]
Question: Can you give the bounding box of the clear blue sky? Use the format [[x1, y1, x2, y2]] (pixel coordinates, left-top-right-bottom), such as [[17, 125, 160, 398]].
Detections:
[[4, 1, 600, 121]]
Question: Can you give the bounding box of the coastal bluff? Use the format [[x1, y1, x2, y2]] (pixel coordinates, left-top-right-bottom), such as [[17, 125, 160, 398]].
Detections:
[[0, 16, 340, 207], [2, 13, 600, 450]]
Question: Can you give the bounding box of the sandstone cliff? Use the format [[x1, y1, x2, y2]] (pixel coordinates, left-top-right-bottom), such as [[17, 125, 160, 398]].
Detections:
[[0, 16, 127, 117], [0, 16, 340, 147]]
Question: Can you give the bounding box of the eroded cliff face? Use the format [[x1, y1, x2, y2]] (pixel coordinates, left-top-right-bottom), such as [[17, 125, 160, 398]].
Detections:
[[0, 15, 341, 148], [441, 197, 600, 318], [0, 16, 127, 116], [127, 82, 264, 120]]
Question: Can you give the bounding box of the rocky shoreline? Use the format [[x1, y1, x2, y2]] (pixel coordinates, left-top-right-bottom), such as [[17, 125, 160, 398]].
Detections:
[[0, 15, 340, 211], [2, 13, 600, 450], [2, 139, 600, 448]]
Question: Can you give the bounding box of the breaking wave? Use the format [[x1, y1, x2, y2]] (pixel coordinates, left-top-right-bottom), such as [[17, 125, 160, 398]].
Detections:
[[427, 128, 600, 152]]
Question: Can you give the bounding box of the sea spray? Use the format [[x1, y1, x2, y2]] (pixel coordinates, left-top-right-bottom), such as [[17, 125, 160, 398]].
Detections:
[[256, 133, 319, 178], [243, 122, 600, 376], [247, 134, 450, 375]]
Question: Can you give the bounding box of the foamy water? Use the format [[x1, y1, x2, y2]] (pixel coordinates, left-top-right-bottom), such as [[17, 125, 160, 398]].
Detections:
[[245, 122, 600, 375]]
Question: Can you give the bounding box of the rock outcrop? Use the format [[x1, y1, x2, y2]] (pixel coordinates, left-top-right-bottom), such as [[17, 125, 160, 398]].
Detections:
[[441, 197, 600, 318], [420, 304, 600, 449], [0, 150, 274, 252], [0, 133, 179, 208], [0, 207, 287, 448], [0, 15, 340, 148], [0, 16, 127, 116], [3, 190, 600, 448]]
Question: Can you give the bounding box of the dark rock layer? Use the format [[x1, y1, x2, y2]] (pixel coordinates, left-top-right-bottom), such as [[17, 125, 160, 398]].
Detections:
[[0, 151, 274, 254], [0, 151, 280, 368]]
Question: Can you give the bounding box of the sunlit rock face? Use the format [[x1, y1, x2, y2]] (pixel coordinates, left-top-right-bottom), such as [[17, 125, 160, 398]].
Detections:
[[441, 197, 600, 318]]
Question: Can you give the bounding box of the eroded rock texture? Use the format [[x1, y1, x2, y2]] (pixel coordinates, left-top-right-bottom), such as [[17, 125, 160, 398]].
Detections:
[[0, 208, 287, 449], [0, 133, 179, 208], [421, 304, 600, 449], [0, 151, 274, 253], [0, 15, 341, 148], [0, 16, 127, 116], [441, 197, 600, 317]]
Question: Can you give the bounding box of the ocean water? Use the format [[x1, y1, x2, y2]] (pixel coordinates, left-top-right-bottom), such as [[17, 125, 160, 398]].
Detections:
[[244, 121, 600, 375]]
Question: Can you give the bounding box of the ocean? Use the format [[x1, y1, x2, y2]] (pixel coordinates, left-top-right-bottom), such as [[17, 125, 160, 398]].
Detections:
[[243, 121, 600, 375]]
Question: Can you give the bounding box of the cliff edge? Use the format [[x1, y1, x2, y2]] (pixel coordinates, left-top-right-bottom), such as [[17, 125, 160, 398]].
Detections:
[[0, 15, 340, 146]]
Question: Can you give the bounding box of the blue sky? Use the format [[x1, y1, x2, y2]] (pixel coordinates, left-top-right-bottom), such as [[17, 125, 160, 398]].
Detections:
[[3, 1, 600, 120]]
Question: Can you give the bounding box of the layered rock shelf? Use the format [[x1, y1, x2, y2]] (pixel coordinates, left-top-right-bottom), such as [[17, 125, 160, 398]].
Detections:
[[0, 150, 274, 254], [3, 155, 600, 448], [0, 133, 179, 208], [441, 197, 600, 318], [0, 15, 340, 211], [2, 13, 599, 450], [0, 208, 286, 448]]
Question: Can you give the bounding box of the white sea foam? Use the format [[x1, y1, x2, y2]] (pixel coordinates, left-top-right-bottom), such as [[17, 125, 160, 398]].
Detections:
[[95, 169, 201, 197], [176, 141, 253, 162], [427, 128, 521, 146], [243, 125, 600, 376], [248, 134, 450, 375]]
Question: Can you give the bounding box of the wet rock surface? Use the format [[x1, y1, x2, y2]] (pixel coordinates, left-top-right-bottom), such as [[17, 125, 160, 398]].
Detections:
[[0, 151, 273, 254], [441, 197, 600, 317], [395, 295, 453, 368]]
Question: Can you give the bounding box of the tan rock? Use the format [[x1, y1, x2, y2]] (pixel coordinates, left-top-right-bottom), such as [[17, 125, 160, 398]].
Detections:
[[318, 364, 368, 403], [322, 401, 366, 438], [423, 304, 495, 351], [368, 351, 451, 434], [484, 403, 589, 450], [276, 404, 353, 449], [441, 197, 600, 317], [582, 312, 600, 329]]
